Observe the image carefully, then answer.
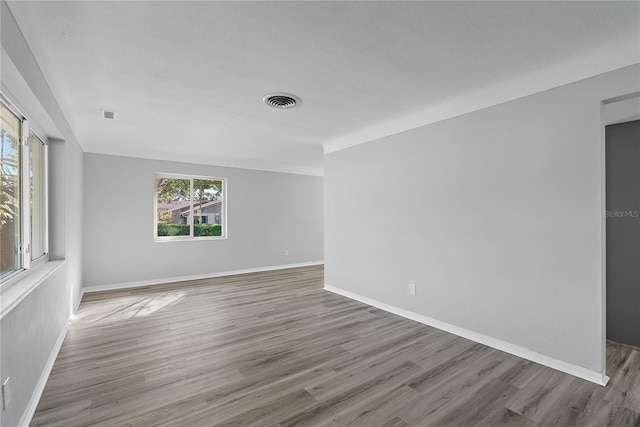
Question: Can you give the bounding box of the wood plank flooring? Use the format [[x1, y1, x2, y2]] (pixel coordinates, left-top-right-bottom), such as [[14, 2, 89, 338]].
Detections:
[[31, 266, 640, 426]]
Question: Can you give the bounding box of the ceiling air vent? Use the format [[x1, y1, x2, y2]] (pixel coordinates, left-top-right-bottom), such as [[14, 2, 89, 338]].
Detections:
[[263, 93, 301, 109], [102, 110, 115, 120]]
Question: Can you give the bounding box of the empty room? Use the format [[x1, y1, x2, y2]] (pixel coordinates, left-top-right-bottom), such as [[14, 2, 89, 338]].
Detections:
[[1, 1, 640, 426]]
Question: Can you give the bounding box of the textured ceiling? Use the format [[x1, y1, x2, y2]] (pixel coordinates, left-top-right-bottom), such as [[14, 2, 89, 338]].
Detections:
[[5, 1, 640, 175]]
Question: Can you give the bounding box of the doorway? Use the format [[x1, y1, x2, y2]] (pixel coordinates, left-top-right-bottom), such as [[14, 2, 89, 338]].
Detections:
[[605, 118, 640, 348]]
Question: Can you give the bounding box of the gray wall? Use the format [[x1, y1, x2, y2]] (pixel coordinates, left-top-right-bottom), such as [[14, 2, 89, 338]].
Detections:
[[325, 65, 640, 375], [1, 2, 84, 425], [82, 154, 324, 289], [0, 265, 72, 427], [606, 120, 640, 347]]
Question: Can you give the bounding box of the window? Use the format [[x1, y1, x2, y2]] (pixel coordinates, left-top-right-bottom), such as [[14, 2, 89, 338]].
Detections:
[[155, 174, 225, 240], [30, 132, 47, 260], [1, 95, 49, 286]]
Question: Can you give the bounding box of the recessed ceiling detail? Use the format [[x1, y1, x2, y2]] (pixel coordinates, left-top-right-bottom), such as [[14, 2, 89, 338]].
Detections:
[[263, 93, 301, 109]]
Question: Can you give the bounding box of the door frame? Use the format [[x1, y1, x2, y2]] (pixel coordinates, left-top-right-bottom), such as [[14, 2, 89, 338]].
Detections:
[[600, 92, 640, 381]]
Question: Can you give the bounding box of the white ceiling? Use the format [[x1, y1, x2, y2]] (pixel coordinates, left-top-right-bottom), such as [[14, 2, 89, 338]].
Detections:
[[5, 1, 640, 175]]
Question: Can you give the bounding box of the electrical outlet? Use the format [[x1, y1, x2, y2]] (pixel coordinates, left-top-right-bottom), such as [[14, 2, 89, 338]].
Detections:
[[409, 283, 416, 296], [2, 377, 10, 410], [284, 249, 289, 256]]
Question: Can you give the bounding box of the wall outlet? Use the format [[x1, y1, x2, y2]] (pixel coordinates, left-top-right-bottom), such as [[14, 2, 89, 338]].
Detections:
[[2, 377, 10, 410], [409, 283, 416, 296], [284, 249, 289, 256]]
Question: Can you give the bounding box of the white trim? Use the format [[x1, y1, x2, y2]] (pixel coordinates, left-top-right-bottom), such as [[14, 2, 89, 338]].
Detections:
[[600, 100, 609, 388], [21, 117, 31, 270], [43, 142, 49, 257], [75, 288, 85, 314], [324, 284, 609, 386], [18, 319, 70, 427], [83, 261, 325, 293]]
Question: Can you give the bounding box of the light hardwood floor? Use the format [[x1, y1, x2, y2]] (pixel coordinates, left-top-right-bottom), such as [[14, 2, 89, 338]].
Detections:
[[32, 266, 640, 426]]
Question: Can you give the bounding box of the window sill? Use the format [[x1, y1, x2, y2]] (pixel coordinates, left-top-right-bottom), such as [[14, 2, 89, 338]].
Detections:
[[154, 236, 228, 242], [0, 260, 65, 320]]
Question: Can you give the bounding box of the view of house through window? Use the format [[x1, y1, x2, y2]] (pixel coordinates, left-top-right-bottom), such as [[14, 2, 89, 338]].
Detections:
[[155, 174, 225, 239], [1, 96, 49, 284]]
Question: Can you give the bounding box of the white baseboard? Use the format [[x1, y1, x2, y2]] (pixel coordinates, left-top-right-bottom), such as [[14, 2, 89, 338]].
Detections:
[[18, 319, 70, 427], [75, 288, 85, 313], [83, 261, 324, 294], [324, 284, 609, 386]]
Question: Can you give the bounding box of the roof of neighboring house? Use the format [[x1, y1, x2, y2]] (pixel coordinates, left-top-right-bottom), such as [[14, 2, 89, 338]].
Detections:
[[157, 199, 222, 213], [157, 201, 190, 211]]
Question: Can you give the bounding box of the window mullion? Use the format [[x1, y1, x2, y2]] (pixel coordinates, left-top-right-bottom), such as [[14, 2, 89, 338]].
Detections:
[[189, 178, 194, 237], [21, 119, 31, 270], [44, 143, 49, 256]]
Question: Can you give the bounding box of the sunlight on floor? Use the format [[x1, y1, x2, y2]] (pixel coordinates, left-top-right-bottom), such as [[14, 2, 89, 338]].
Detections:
[[77, 292, 187, 325]]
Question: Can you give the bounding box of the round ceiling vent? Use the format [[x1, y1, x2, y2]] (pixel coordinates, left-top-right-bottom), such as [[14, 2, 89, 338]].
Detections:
[[263, 93, 301, 109]]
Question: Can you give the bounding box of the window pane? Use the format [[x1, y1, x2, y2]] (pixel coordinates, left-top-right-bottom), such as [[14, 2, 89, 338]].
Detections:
[[156, 178, 191, 236], [1, 103, 22, 278], [30, 132, 46, 260], [193, 179, 223, 237]]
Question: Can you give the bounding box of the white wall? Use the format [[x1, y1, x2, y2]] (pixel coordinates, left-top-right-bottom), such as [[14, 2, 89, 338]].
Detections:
[[82, 154, 323, 289], [0, 2, 84, 425], [325, 65, 640, 379]]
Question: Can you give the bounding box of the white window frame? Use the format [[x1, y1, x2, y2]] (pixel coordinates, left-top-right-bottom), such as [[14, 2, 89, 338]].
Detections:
[[30, 131, 49, 264], [154, 173, 227, 241], [0, 93, 49, 291]]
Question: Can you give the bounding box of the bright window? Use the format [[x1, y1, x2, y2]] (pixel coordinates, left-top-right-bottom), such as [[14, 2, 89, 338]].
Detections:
[[1, 95, 49, 285], [155, 174, 225, 240]]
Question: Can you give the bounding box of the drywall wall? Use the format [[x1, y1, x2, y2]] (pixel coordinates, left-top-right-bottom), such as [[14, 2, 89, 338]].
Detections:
[[0, 264, 70, 427], [0, 1, 84, 425], [606, 120, 640, 348], [325, 65, 640, 377], [82, 154, 323, 289]]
